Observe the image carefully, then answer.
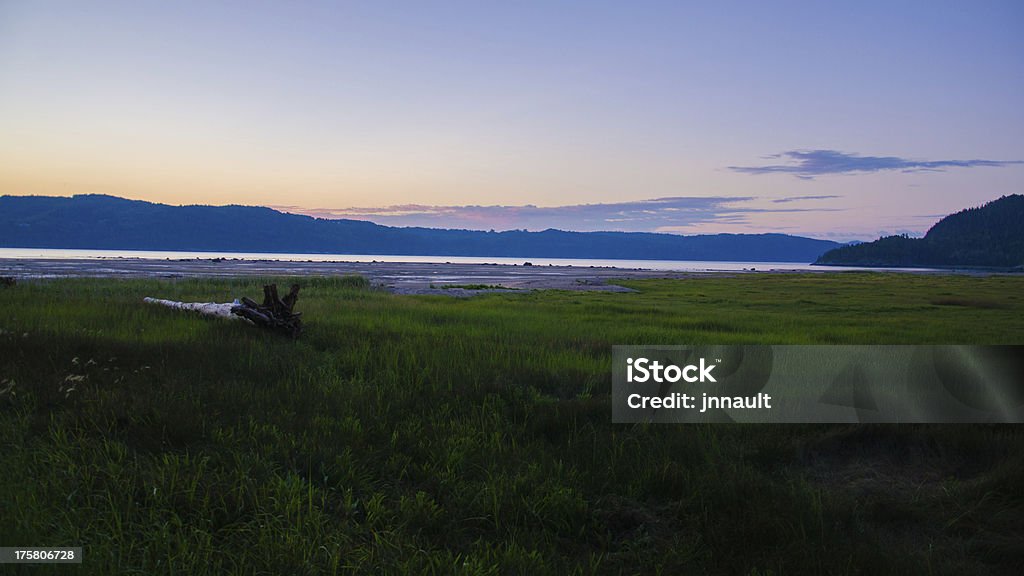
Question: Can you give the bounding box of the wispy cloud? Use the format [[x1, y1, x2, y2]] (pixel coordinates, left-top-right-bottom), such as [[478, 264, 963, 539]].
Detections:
[[729, 150, 1023, 179], [771, 195, 840, 203], [273, 196, 837, 234]]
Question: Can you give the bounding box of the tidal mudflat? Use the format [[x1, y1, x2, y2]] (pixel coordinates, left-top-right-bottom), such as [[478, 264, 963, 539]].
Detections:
[[0, 256, 717, 295]]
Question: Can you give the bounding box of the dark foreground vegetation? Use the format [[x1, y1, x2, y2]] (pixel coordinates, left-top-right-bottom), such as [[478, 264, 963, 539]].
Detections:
[[1, 273, 1023, 575]]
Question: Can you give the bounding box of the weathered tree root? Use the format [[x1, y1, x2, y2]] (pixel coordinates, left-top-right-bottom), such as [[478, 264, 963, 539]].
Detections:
[[144, 283, 302, 338], [230, 284, 302, 338]]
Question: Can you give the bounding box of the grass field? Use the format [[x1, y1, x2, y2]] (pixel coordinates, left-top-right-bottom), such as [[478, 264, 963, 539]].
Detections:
[[1, 273, 1023, 574]]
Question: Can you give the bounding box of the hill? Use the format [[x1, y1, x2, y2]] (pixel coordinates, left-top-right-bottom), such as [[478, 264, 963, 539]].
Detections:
[[816, 195, 1024, 268], [0, 194, 840, 262]]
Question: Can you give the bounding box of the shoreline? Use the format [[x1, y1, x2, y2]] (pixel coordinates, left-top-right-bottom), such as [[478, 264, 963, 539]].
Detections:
[[0, 256, 1007, 296], [813, 261, 1024, 273], [0, 257, 711, 295]]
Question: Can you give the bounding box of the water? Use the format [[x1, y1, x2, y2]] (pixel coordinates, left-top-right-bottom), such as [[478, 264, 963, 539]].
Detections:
[[0, 247, 938, 273]]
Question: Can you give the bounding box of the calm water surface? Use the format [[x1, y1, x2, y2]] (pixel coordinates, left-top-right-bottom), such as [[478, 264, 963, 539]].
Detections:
[[0, 247, 938, 273]]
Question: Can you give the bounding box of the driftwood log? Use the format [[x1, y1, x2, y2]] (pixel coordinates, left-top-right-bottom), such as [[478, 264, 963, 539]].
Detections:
[[144, 283, 302, 337], [231, 284, 302, 337]]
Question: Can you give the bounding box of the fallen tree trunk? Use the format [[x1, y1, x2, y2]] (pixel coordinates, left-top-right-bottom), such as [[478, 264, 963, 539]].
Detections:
[[143, 297, 240, 319], [144, 283, 302, 337]]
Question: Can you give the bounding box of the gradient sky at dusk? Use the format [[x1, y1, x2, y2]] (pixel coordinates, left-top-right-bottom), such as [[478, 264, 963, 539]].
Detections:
[[2, 1, 1022, 240]]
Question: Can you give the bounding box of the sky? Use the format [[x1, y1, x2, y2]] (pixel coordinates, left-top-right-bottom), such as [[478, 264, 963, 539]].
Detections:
[[1, 1, 1022, 241]]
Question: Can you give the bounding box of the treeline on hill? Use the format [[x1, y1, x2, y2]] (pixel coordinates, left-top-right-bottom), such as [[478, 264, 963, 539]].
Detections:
[[0, 194, 840, 262], [817, 194, 1024, 269]]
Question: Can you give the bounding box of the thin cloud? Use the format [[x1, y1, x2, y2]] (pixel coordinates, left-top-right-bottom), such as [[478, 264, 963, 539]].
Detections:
[[729, 150, 1023, 178], [272, 196, 838, 234], [771, 195, 841, 203]]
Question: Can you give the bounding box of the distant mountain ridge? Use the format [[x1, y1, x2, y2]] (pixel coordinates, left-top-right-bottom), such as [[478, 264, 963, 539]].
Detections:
[[816, 194, 1024, 268], [0, 194, 840, 262]]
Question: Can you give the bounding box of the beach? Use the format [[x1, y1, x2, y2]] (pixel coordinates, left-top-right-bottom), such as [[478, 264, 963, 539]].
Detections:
[[0, 256, 723, 295]]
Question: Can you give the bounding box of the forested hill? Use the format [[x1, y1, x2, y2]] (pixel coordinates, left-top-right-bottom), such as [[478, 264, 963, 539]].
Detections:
[[0, 194, 841, 262], [816, 195, 1024, 268]]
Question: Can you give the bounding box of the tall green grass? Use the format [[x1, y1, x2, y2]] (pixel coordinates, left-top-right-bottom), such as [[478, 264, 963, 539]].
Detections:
[[1, 273, 1022, 574]]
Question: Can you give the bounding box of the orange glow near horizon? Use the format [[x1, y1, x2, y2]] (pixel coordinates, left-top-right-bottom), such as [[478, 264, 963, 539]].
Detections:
[[2, 2, 1022, 241]]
